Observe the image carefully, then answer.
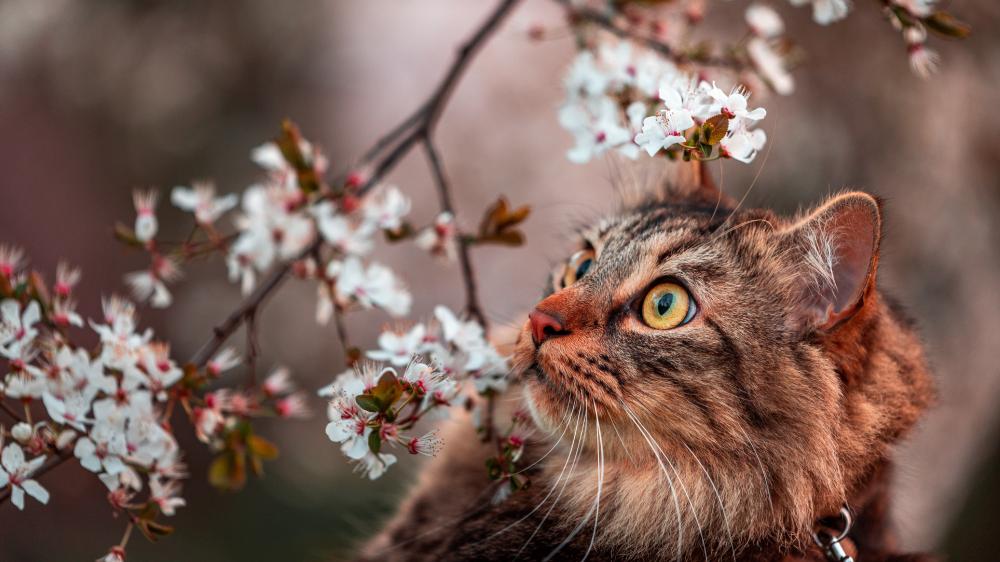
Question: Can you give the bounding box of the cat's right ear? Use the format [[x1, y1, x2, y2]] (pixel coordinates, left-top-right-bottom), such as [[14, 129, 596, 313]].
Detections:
[[779, 192, 882, 332]]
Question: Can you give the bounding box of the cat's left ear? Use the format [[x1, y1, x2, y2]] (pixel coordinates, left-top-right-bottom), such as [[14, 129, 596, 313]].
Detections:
[[780, 192, 882, 331]]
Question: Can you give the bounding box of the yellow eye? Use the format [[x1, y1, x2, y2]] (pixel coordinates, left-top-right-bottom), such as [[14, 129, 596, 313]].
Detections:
[[562, 249, 595, 287], [641, 282, 696, 329]]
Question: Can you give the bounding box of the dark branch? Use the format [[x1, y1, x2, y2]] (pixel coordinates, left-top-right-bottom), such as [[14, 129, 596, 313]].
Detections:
[[421, 136, 487, 328]]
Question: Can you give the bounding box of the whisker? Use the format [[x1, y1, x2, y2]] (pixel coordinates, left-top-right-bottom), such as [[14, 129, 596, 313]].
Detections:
[[476, 405, 583, 546], [542, 401, 603, 562], [620, 405, 685, 560], [514, 402, 579, 474], [515, 406, 590, 560], [682, 441, 737, 562], [626, 403, 709, 560], [582, 398, 605, 561]]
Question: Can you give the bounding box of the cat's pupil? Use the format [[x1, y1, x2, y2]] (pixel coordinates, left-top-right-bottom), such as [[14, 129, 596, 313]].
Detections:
[[576, 259, 592, 280], [656, 293, 674, 316]]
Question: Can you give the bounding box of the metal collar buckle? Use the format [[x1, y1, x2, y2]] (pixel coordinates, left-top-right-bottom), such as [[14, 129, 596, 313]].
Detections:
[[812, 506, 855, 562]]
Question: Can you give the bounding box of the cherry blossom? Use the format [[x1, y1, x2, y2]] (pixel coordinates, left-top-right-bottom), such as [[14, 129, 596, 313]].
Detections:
[[150, 477, 186, 516], [414, 212, 457, 261], [0, 244, 25, 278], [207, 347, 241, 378], [170, 181, 238, 226], [746, 4, 785, 38], [748, 38, 795, 96], [721, 120, 768, 163], [706, 84, 767, 122], [54, 261, 81, 297], [789, 0, 851, 26], [334, 257, 411, 317], [124, 255, 181, 309], [407, 430, 443, 456], [362, 185, 411, 232], [0, 443, 49, 510], [367, 324, 426, 367], [131, 189, 159, 243]]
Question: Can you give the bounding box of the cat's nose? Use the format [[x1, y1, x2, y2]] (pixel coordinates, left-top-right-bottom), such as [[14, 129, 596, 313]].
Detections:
[[529, 308, 568, 345]]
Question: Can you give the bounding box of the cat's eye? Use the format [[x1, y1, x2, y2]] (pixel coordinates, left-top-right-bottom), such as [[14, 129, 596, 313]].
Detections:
[[562, 249, 595, 287], [641, 282, 696, 329]]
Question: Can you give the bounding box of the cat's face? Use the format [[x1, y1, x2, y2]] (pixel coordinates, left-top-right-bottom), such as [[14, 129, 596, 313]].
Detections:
[[510, 188, 933, 551], [513, 201, 814, 452]]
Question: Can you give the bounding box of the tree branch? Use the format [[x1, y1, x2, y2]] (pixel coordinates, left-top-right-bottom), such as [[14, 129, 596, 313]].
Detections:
[[421, 136, 487, 328], [186, 0, 520, 369]]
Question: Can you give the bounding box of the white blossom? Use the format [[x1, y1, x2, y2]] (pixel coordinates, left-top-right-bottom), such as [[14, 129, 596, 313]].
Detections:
[[0, 443, 49, 510], [746, 4, 785, 38], [362, 185, 411, 231], [132, 189, 159, 243], [790, 0, 851, 25], [170, 181, 238, 226], [367, 325, 426, 367]]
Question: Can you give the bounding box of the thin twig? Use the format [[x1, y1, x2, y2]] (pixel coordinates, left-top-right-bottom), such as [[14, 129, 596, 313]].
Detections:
[[332, 304, 354, 367], [420, 134, 495, 441], [420, 136, 487, 328], [245, 307, 259, 386]]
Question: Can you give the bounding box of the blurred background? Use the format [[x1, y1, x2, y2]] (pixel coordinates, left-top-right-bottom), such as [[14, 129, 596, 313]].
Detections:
[[0, 0, 997, 560]]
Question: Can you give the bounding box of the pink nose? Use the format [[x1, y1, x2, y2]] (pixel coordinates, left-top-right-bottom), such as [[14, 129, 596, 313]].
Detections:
[[529, 309, 566, 345]]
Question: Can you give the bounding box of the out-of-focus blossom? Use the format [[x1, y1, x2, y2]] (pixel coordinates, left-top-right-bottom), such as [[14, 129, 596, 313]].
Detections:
[[124, 255, 181, 309], [789, 0, 850, 26], [367, 324, 426, 367], [414, 212, 458, 261], [362, 185, 411, 232], [746, 4, 784, 38], [132, 189, 159, 243], [170, 181, 238, 226], [748, 38, 795, 95]]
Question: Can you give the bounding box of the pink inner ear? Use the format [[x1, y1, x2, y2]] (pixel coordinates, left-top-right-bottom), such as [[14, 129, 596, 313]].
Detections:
[[787, 193, 882, 330], [829, 206, 878, 314]]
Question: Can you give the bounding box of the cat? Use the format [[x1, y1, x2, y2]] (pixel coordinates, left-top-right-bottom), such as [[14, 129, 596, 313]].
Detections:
[[356, 176, 935, 561]]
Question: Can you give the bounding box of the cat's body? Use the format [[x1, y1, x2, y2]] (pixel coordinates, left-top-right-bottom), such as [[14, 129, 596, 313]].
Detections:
[[358, 179, 935, 561]]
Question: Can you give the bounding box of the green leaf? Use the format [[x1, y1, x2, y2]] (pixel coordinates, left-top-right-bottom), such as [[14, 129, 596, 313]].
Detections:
[[356, 394, 382, 413], [368, 430, 382, 455]]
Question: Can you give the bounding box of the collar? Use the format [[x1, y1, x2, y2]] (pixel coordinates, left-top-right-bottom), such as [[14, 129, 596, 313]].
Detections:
[[812, 506, 856, 562]]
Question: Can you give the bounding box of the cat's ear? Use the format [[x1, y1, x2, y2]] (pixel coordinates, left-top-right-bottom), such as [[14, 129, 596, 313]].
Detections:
[[780, 192, 882, 331]]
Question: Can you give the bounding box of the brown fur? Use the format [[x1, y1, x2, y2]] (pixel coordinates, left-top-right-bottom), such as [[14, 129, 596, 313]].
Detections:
[[356, 180, 935, 561]]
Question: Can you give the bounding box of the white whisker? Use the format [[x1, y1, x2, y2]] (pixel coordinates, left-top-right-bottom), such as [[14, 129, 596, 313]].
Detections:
[[682, 441, 737, 561]]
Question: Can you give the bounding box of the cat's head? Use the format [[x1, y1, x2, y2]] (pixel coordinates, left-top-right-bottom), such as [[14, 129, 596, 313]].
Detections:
[[511, 183, 932, 550]]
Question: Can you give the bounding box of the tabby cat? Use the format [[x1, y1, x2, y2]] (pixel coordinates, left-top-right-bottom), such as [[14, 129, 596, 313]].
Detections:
[[358, 176, 935, 561]]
